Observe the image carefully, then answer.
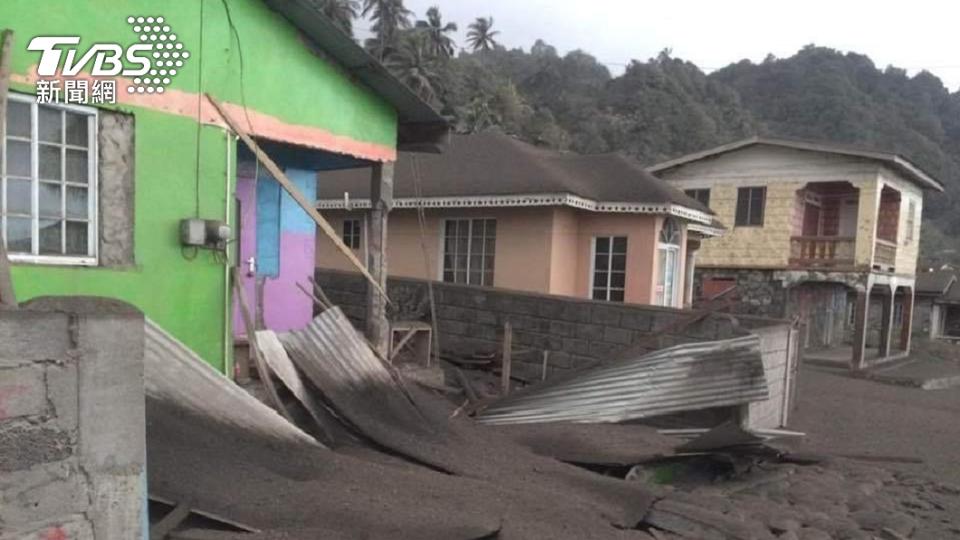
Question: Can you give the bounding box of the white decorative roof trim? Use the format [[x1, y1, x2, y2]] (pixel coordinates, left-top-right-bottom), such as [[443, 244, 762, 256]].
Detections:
[[316, 193, 714, 225], [688, 223, 725, 238]]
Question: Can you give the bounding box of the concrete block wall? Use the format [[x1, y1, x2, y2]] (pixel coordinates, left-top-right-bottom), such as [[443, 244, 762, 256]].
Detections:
[[316, 269, 798, 428], [316, 269, 744, 375], [0, 297, 146, 540]]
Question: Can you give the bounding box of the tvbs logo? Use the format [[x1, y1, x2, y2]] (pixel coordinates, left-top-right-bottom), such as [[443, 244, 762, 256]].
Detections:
[[28, 16, 190, 95]]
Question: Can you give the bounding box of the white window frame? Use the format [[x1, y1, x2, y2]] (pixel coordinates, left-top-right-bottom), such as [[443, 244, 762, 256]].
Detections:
[[439, 217, 496, 286], [589, 235, 627, 302], [3, 93, 98, 266], [656, 218, 682, 307]]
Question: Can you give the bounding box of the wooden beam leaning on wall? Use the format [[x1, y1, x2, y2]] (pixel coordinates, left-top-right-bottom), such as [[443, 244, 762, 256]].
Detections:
[[204, 94, 388, 300], [0, 29, 18, 308]]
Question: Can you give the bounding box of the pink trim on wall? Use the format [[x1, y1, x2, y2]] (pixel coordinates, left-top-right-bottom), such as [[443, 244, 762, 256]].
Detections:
[[12, 68, 396, 162]]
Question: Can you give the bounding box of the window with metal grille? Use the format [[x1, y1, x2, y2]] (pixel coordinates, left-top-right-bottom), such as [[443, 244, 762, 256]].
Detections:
[[592, 236, 627, 302], [342, 218, 361, 249], [2, 94, 97, 264], [442, 218, 495, 286], [684, 188, 711, 207], [735, 186, 766, 226]]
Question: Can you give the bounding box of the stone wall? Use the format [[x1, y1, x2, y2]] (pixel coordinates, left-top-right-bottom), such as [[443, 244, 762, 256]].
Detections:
[[0, 297, 146, 540], [694, 268, 788, 320]]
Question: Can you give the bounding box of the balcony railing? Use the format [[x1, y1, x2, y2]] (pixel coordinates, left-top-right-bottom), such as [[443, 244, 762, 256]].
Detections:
[[874, 239, 897, 269], [789, 236, 856, 267]]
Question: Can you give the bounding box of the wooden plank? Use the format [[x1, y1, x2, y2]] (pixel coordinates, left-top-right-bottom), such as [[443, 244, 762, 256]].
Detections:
[[204, 94, 386, 299], [256, 330, 336, 445], [150, 501, 190, 540], [501, 321, 513, 396], [231, 267, 296, 424], [0, 29, 17, 308]]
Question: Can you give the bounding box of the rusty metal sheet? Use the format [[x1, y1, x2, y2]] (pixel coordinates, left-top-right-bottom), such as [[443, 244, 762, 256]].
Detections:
[[476, 335, 768, 425]]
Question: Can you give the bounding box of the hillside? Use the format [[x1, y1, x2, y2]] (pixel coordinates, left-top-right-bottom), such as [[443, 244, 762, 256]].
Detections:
[[435, 44, 960, 266]]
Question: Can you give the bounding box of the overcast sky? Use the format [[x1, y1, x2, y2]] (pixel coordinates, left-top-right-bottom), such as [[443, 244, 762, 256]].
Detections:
[[362, 0, 960, 91]]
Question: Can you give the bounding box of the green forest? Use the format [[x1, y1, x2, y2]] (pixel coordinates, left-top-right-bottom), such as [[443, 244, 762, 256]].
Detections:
[[323, 1, 960, 268]]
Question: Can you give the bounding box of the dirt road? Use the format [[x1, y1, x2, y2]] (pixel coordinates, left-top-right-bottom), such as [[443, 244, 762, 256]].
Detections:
[[789, 365, 960, 485]]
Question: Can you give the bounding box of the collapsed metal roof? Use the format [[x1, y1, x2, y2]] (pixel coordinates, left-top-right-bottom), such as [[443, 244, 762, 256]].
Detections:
[[262, 0, 449, 151], [477, 335, 768, 425]]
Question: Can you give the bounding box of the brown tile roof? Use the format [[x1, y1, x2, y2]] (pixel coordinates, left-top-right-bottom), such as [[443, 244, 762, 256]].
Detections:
[[316, 132, 712, 214]]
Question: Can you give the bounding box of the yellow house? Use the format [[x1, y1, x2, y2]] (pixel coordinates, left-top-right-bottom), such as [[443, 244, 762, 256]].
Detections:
[[650, 137, 944, 369], [315, 133, 719, 308]]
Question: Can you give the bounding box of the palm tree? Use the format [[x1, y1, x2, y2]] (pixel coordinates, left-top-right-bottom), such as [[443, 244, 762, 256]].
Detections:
[[466, 17, 499, 52], [414, 6, 457, 59], [387, 32, 442, 102], [318, 0, 360, 37], [362, 0, 413, 60]]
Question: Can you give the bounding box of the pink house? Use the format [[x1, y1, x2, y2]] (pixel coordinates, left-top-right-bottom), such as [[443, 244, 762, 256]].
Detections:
[[315, 133, 720, 307]]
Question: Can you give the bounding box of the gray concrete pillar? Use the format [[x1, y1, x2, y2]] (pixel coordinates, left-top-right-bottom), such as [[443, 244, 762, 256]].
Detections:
[[366, 162, 394, 357], [851, 290, 870, 370], [878, 289, 895, 358], [899, 287, 914, 352]]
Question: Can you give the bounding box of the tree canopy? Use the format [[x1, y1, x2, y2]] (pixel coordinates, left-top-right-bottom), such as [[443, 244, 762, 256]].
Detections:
[[332, 1, 960, 268]]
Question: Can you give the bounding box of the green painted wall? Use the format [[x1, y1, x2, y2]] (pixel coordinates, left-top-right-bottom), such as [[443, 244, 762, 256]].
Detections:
[[3, 0, 399, 371]]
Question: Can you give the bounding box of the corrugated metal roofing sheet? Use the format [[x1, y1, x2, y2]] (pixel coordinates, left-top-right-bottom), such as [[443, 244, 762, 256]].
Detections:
[[143, 319, 318, 446], [476, 335, 768, 425]]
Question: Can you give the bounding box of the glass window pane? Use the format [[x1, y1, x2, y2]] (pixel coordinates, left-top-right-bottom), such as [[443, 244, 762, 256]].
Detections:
[[482, 270, 493, 285], [6, 216, 32, 253], [611, 254, 627, 271], [65, 112, 88, 146], [7, 179, 31, 214], [592, 288, 607, 301], [469, 256, 482, 270], [595, 237, 609, 254], [7, 101, 30, 138], [457, 236, 468, 252], [612, 237, 627, 253], [7, 140, 31, 177], [38, 106, 62, 144], [469, 270, 481, 284], [593, 271, 608, 288], [39, 219, 62, 254], [484, 219, 496, 235], [594, 254, 606, 269], [442, 270, 454, 283], [471, 219, 484, 238], [65, 221, 88, 255], [39, 182, 62, 217], [67, 186, 88, 218], [610, 272, 625, 288], [483, 255, 494, 271], [484, 237, 495, 254], [39, 144, 62, 181], [455, 269, 466, 283], [610, 290, 625, 302], [65, 149, 88, 183], [456, 255, 468, 273], [445, 220, 456, 235]]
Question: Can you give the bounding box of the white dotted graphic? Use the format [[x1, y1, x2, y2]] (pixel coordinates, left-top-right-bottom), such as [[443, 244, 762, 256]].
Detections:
[[125, 15, 190, 95]]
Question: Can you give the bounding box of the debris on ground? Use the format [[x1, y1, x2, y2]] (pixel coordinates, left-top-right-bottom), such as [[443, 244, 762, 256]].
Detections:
[[144, 310, 960, 539]]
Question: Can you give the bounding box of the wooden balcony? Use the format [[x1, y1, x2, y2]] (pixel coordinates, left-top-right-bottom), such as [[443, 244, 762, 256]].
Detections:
[[789, 236, 856, 267], [874, 239, 897, 269]]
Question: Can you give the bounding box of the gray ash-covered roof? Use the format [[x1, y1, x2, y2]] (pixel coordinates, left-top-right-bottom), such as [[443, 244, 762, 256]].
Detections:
[[916, 270, 957, 296], [316, 132, 712, 214]]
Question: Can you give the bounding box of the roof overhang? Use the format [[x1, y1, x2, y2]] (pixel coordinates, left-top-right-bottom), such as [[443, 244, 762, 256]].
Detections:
[[318, 193, 715, 225], [648, 136, 945, 192], [263, 0, 449, 153]]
